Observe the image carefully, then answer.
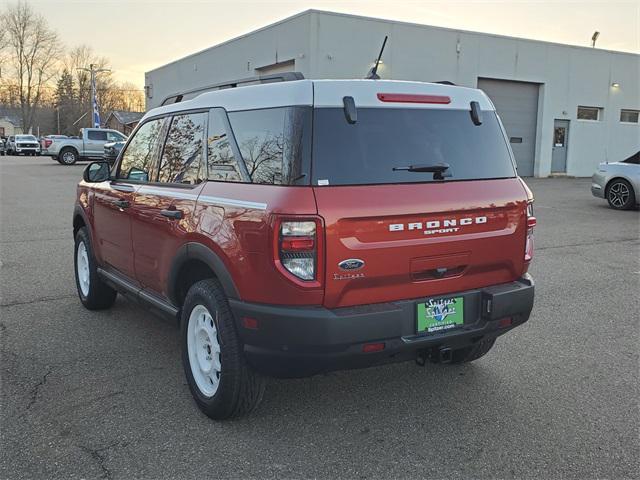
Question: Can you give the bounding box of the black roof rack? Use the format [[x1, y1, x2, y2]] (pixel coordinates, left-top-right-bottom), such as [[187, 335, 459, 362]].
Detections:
[[159, 72, 305, 106], [434, 80, 456, 85]]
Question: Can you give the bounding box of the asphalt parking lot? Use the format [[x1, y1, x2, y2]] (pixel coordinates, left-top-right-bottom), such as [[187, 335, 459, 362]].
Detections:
[[1, 155, 638, 479]]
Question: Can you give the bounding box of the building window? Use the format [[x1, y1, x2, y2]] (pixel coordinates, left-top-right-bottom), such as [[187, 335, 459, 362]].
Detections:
[[620, 109, 639, 124], [577, 106, 602, 121]]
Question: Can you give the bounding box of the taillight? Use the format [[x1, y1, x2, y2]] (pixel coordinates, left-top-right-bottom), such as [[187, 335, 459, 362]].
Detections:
[[278, 220, 317, 281], [525, 201, 535, 262], [44, 139, 52, 148]]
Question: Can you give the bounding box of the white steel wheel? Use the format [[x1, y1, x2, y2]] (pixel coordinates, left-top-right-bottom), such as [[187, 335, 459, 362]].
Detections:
[[187, 304, 222, 397], [76, 241, 90, 297]]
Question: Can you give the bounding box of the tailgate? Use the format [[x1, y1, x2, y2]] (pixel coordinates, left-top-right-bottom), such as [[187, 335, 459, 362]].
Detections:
[[315, 178, 528, 308]]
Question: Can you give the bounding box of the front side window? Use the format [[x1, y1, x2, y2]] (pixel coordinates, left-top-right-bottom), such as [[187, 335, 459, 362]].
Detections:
[[107, 131, 126, 142], [88, 130, 108, 141], [228, 107, 310, 185], [158, 112, 206, 185], [207, 108, 242, 182], [117, 118, 164, 182]]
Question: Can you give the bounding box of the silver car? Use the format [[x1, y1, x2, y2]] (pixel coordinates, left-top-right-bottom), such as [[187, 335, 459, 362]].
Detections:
[[591, 152, 639, 210]]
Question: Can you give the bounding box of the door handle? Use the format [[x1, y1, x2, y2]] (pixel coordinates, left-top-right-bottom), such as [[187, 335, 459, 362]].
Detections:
[[160, 209, 183, 220], [113, 199, 130, 209]]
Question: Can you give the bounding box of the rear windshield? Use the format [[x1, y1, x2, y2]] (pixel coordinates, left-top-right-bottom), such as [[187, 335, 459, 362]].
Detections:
[[312, 108, 516, 186]]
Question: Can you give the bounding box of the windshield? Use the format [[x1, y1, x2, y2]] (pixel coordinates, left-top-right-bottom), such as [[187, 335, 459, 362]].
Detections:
[[312, 108, 516, 186], [17, 135, 37, 141]]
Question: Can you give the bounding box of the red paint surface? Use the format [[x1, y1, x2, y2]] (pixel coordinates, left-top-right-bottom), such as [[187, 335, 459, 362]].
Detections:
[[78, 176, 530, 309]]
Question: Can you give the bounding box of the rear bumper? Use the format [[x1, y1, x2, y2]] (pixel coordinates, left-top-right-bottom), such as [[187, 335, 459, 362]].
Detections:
[[230, 275, 534, 377]]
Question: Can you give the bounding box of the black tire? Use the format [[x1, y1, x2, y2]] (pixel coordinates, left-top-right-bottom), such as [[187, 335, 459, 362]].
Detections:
[[181, 278, 265, 420], [450, 338, 496, 364], [74, 227, 117, 310], [606, 178, 636, 210], [59, 147, 78, 165]]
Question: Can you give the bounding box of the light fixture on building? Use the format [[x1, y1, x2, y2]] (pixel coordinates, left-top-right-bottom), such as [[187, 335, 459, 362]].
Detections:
[[611, 82, 620, 88], [591, 31, 600, 48]]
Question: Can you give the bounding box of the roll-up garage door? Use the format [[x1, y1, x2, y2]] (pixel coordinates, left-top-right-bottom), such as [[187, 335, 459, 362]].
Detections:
[[478, 78, 539, 177]]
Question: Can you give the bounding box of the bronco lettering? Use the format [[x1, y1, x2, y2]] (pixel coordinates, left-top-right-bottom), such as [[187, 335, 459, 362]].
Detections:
[[389, 216, 488, 232]]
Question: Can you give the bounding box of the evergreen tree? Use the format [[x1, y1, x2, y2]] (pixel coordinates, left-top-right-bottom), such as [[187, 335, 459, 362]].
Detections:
[[54, 69, 76, 135]]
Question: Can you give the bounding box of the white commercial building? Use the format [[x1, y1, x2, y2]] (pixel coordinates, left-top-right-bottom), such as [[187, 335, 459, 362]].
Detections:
[[145, 10, 639, 177]]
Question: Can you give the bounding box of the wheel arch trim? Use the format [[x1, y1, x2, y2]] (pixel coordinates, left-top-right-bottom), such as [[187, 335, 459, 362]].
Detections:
[[168, 243, 240, 305], [73, 205, 89, 231]]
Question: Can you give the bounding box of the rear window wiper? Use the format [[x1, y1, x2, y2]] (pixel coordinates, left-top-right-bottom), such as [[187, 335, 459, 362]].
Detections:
[[392, 162, 452, 179]]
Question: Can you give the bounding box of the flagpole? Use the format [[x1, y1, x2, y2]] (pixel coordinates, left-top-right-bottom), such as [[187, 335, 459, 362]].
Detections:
[[78, 63, 111, 128]]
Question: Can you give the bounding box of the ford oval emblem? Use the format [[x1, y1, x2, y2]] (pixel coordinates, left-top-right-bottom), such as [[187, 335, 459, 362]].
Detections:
[[338, 258, 365, 271]]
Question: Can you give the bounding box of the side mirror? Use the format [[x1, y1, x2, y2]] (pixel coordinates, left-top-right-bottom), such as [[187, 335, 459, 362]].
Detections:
[[83, 161, 111, 183]]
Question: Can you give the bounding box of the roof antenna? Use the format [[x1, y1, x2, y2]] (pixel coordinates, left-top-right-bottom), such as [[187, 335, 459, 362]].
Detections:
[[366, 36, 388, 80]]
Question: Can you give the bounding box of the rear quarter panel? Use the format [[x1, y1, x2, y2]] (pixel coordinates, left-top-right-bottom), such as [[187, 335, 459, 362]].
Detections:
[[194, 182, 322, 305]]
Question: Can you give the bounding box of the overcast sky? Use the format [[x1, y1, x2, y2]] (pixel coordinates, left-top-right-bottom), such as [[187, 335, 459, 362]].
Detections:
[[23, 0, 640, 87]]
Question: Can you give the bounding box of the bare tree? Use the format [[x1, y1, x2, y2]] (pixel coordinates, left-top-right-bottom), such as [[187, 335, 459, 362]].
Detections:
[[1, 1, 62, 132]]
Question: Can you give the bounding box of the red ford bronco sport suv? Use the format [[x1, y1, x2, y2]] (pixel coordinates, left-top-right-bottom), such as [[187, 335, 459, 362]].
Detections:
[[74, 76, 535, 420]]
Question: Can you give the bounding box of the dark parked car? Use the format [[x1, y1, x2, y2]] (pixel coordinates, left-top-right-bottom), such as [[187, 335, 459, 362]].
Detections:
[[0, 137, 6, 156], [102, 140, 125, 165]]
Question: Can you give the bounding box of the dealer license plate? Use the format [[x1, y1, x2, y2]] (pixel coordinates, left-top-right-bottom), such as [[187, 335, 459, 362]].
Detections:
[[417, 296, 464, 334]]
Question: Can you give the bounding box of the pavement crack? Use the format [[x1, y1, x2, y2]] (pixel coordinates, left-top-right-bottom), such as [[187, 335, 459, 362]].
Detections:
[[79, 441, 129, 480], [25, 367, 53, 410], [537, 237, 639, 251], [0, 294, 76, 308], [0, 235, 68, 244], [61, 390, 125, 413]]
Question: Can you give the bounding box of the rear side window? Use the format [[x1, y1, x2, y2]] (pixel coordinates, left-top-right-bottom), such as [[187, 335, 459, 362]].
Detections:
[[207, 109, 242, 182], [312, 108, 515, 185], [117, 118, 164, 182], [228, 107, 310, 185], [158, 112, 206, 185], [88, 130, 108, 141]]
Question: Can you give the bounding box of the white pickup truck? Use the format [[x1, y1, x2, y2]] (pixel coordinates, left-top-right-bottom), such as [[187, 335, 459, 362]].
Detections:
[[45, 128, 126, 165]]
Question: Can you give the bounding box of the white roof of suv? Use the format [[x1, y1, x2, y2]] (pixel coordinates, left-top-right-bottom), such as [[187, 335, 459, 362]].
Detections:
[[143, 79, 495, 122]]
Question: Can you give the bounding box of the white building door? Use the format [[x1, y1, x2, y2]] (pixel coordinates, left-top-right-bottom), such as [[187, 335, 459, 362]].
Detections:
[[551, 119, 569, 173]]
